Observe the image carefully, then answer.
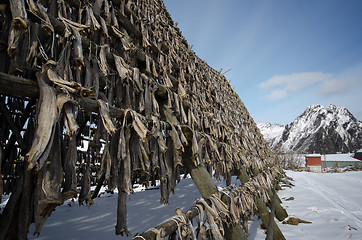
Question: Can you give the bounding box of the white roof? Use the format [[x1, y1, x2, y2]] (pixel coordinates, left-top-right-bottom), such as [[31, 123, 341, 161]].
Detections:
[[323, 153, 361, 162], [306, 154, 322, 157]]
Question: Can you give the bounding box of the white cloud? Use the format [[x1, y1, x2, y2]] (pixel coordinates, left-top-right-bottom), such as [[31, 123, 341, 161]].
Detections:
[[258, 72, 357, 101], [264, 89, 288, 101], [318, 77, 358, 95]]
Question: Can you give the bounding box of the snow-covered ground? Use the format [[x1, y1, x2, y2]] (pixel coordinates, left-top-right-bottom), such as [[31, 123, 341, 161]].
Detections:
[[276, 170, 362, 240], [2, 170, 361, 239]]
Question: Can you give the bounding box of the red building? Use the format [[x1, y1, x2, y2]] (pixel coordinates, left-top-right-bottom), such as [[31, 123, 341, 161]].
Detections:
[[305, 154, 323, 173]]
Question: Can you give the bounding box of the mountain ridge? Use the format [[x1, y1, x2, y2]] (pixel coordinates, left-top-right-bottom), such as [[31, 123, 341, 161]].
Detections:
[[257, 104, 362, 154]]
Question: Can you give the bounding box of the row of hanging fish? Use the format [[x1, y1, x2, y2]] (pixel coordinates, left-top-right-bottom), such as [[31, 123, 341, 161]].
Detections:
[[0, 0, 281, 237]]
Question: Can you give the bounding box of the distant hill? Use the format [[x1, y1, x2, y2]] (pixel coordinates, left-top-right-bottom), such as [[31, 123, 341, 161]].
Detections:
[[257, 104, 362, 154]]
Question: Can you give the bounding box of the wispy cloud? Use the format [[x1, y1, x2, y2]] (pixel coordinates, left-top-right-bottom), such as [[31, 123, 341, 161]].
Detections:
[[258, 72, 358, 101], [318, 77, 357, 95]]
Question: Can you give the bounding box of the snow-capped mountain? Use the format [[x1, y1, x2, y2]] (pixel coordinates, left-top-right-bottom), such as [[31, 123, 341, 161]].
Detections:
[[258, 104, 362, 154], [257, 122, 285, 147]]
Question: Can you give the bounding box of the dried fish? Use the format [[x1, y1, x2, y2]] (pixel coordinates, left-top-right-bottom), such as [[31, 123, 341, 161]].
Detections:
[[197, 198, 223, 240], [36, 2, 54, 36], [91, 56, 100, 98], [119, 125, 133, 195], [192, 130, 199, 160], [63, 104, 80, 137], [178, 82, 189, 100], [71, 27, 84, 70], [163, 72, 173, 88], [26, 22, 40, 69], [26, 71, 57, 171], [100, 142, 112, 185], [9, 0, 28, 32], [62, 137, 78, 199], [47, 69, 93, 97], [173, 92, 180, 116], [114, 54, 132, 82], [86, 5, 101, 30], [151, 90, 160, 117], [144, 80, 151, 117], [131, 111, 150, 142], [111, 6, 119, 28], [180, 98, 188, 124], [79, 161, 93, 207], [100, 16, 110, 39], [26, 0, 38, 14], [59, 12, 90, 35], [7, 27, 21, 56], [169, 124, 184, 154], [133, 68, 143, 91], [99, 45, 109, 76], [33, 125, 63, 235], [98, 99, 117, 134]]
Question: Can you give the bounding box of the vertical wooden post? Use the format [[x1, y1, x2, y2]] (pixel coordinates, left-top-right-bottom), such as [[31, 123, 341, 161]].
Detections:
[[181, 126, 247, 240], [267, 188, 288, 221], [237, 167, 286, 240], [256, 197, 285, 240]]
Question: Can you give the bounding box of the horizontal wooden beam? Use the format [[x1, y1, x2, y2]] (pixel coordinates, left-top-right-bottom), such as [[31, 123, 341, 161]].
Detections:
[[0, 73, 39, 99], [0, 72, 126, 118], [139, 206, 199, 240]]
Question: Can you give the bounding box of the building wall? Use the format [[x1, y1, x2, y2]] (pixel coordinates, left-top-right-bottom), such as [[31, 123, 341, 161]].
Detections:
[[326, 161, 362, 168], [306, 156, 322, 166], [308, 165, 323, 173]]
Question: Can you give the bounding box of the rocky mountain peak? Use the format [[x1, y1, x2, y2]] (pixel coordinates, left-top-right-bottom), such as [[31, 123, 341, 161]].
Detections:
[[258, 104, 362, 154]]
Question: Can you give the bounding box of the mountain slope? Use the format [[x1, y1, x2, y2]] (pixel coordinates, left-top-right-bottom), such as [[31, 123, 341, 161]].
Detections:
[[257, 122, 284, 147], [259, 104, 362, 154]]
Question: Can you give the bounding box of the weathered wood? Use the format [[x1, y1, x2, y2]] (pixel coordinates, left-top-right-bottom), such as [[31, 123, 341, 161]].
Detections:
[[256, 197, 286, 240], [0, 97, 26, 149], [0, 72, 39, 99], [236, 167, 250, 184], [139, 206, 199, 240], [267, 188, 288, 221], [182, 128, 247, 240], [181, 130, 218, 198]]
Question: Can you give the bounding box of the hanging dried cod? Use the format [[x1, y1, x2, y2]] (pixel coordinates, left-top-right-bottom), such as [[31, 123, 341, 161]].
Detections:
[[71, 27, 84, 70], [9, 0, 28, 32], [98, 99, 117, 134], [62, 137, 78, 199], [56, 94, 79, 137], [122, 109, 150, 142], [47, 69, 93, 97], [26, 70, 57, 171], [33, 125, 63, 235], [114, 54, 132, 83], [79, 160, 93, 207], [58, 11, 90, 35]]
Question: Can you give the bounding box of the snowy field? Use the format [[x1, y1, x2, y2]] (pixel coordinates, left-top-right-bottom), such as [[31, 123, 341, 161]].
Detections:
[[277, 170, 362, 240], [1, 170, 361, 239]]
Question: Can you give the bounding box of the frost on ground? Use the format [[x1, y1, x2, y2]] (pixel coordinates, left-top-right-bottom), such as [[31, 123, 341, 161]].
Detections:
[[1, 171, 361, 239]]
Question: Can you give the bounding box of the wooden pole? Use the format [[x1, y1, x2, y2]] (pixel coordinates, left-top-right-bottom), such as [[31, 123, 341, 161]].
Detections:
[[237, 167, 286, 240], [256, 197, 285, 240], [181, 125, 247, 240], [139, 206, 199, 239]]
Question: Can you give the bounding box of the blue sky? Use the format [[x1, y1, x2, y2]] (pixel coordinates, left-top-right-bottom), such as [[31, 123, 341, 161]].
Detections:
[[163, 0, 362, 125]]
